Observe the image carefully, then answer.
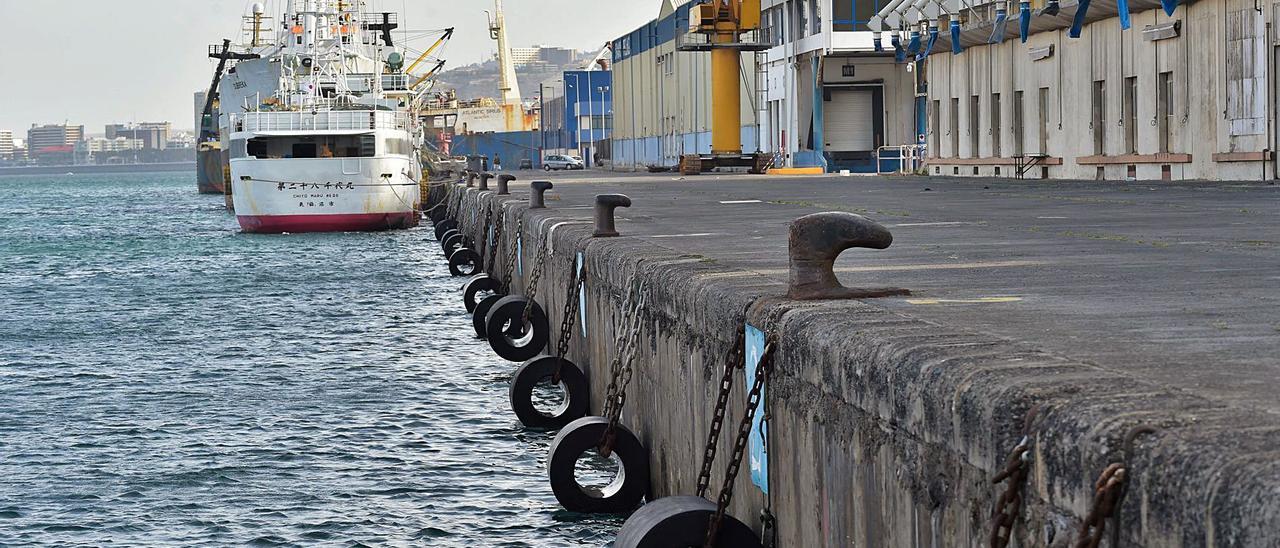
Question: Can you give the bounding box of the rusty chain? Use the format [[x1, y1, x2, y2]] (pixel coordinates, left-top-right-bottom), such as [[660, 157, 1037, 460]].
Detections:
[[485, 205, 505, 274], [501, 217, 523, 294], [552, 252, 584, 381], [1075, 425, 1158, 548], [598, 279, 648, 457], [695, 330, 747, 499], [704, 338, 776, 548], [989, 406, 1041, 548], [520, 231, 550, 325], [1075, 463, 1126, 548]]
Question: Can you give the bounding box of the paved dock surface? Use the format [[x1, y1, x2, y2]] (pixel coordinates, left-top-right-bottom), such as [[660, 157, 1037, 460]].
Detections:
[[532, 171, 1280, 417]]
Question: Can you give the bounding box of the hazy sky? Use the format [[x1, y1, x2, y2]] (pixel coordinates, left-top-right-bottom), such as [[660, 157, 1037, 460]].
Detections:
[[0, 0, 662, 134]]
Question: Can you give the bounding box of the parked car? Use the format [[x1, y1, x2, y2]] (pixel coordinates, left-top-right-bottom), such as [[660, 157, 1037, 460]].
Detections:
[[543, 155, 585, 171]]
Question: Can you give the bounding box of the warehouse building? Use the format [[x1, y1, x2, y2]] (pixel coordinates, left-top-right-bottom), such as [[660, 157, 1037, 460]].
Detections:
[[610, 0, 761, 170], [763, 0, 922, 171], [912, 0, 1276, 181]]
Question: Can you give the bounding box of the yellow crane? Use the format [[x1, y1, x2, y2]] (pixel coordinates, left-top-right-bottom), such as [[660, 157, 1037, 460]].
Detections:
[[407, 27, 455, 90], [681, 0, 768, 174]]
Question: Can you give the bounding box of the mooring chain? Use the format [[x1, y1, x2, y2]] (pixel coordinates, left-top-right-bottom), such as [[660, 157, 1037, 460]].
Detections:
[[599, 278, 642, 421], [990, 436, 1032, 548], [695, 330, 747, 499], [990, 406, 1041, 548], [501, 217, 524, 294], [1075, 425, 1158, 548], [1075, 463, 1126, 548], [486, 206, 505, 273], [598, 279, 649, 456], [552, 253, 585, 381], [478, 202, 494, 258], [704, 338, 777, 548], [520, 232, 551, 325]]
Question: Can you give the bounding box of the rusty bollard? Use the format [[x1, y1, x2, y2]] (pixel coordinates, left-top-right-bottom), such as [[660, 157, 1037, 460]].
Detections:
[[497, 174, 516, 195], [478, 172, 494, 191], [593, 194, 631, 237], [787, 212, 910, 300], [466, 170, 478, 188], [530, 181, 553, 209]]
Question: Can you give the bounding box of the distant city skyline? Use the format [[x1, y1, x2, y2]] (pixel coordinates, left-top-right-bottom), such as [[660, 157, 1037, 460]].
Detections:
[[0, 0, 662, 132]]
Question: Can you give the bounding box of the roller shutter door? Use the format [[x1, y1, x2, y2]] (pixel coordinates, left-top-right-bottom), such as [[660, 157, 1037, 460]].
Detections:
[[824, 89, 875, 152]]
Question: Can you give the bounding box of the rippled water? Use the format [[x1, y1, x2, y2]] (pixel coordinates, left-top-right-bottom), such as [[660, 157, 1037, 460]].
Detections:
[[0, 172, 619, 546]]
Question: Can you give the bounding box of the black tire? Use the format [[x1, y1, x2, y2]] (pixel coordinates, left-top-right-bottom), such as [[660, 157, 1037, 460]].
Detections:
[[427, 205, 447, 225], [547, 416, 649, 514], [509, 355, 590, 429], [484, 295, 549, 362], [434, 219, 458, 241], [614, 496, 761, 548], [448, 248, 482, 277], [442, 232, 468, 257], [461, 274, 502, 313], [439, 229, 460, 251], [544, 164, 552, 172], [472, 294, 504, 338]]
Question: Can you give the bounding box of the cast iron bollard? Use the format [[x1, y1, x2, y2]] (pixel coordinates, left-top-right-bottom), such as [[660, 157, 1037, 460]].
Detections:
[[530, 181, 553, 209], [593, 194, 631, 237], [787, 212, 911, 300], [497, 174, 516, 195], [479, 172, 494, 191], [466, 171, 478, 188]]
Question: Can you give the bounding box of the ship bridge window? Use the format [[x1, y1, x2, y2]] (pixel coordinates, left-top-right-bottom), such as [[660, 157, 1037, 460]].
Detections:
[[246, 135, 376, 159]]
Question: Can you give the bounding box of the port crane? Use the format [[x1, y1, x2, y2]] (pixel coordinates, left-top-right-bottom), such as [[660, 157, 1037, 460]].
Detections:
[[679, 0, 770, 174]]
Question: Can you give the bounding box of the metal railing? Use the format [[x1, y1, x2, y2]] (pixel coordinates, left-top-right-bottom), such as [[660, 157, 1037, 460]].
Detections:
[[876, 144, 927, 175], [228, 110, 412, 133]]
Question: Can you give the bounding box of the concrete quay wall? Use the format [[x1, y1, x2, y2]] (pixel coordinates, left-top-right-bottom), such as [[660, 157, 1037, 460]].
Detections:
[[443, 184, 1279, 547]]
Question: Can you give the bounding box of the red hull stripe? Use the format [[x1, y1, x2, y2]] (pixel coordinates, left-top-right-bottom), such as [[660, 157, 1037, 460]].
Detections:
[[238, 212, 418, 233]]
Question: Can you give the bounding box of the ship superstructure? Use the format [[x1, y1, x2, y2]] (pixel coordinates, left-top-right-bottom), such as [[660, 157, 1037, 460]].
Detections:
[[211, 0, 448, 233]]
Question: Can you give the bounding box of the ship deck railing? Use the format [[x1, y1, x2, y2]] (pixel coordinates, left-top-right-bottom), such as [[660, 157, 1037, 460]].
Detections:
[[228, 110, 413, 134]]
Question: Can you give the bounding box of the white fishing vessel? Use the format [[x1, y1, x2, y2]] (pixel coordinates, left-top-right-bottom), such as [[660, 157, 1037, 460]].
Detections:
[[218, 0, 440, 233]]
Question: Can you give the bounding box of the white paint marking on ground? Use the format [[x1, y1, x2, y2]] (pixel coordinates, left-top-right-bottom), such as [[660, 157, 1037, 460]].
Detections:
[[1037, 216, 1069, 219], [739, 260, 1049, 276], [892, 222, 973, 227], [649, 232, 722, 239], [906, 297, 1024, 305], [719, 199, 764, 204], [835, 260, 1048, 273]]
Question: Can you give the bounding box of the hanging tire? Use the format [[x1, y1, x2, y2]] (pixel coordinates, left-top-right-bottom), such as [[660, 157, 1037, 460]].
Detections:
[[448, 248, 482, 277], [472, 294, 504, 338], [461, 274, 502, 313], [509, 355, 590, 429], [484, 295, 550, 362], [434, 219, 458, 240], [614, 496, 761, 548], [547, 416, 649, 514], [441, 231, 463, 254], [439, 228, 460, 250]]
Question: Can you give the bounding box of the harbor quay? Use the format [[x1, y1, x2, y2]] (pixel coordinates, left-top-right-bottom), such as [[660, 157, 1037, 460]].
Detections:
[[428, 171, 1280, 547]]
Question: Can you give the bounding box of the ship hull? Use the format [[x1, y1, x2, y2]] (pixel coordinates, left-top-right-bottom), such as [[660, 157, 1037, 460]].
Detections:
[[230, 156, 420, 234]]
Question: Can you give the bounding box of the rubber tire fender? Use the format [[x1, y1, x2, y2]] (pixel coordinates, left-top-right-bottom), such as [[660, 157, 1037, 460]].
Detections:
[[484, 295, 550, 362], [438, 228, 460, 250], [448, 248, 482, 277], [472, 294, 504, 338], [434, 219, 458, 241], [461, 274, 502, 313], [509, 355, 590, 429], [614, 495, 761, 548], [441, 232, 466, 256], [547, 416, 650, 514]]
